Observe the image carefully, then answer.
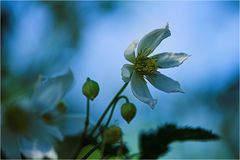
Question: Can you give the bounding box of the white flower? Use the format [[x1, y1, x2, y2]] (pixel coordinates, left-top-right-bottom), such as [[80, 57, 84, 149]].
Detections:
[[121, 24, 189, 108], [41, 101, 85, 137], [1, 68, 79, 158]]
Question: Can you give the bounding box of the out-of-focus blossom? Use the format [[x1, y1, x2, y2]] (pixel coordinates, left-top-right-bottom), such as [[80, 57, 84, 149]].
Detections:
[[1, 68, 83, 158], [121, 24, 189, 108]]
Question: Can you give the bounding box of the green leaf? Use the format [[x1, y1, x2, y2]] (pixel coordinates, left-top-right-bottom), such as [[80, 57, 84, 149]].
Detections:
[[77, 144, 101, 159], [55, 134, 97, 159], [139, 124, 220, 159]]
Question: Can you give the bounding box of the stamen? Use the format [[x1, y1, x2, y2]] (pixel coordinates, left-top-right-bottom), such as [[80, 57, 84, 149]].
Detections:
[[134, 55, 157, 75]]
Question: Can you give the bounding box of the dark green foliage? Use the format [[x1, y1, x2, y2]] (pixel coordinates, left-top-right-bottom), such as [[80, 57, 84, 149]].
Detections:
[[55, 134, 97, 159], [103, 143, 129, 158], [139, 124, 220, 159]]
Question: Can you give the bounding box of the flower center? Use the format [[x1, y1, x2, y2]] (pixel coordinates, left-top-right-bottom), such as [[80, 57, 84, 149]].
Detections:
[[134, 55, 158, 75], [4, 106, 29, 133], [56, 102, 67, 113], [42, 113, 56, 125]]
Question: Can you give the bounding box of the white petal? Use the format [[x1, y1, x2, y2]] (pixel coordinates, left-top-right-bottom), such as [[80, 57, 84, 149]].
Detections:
[[59, 114, 85, 136], [26, 119, 54, 152], [151, 52, 190, 68], [32, 68, 74, 114], [137, 24, 171, 56], [124, 40, 137, 63], [19, 137, 33, 152], [146, 71, 184, 93], [121, 64, 134, 83], [22, 142, 45, 159], [35, 139, 52, 153], [22, 140, 51, 155], [45, 126, 64, 141], [131, 72, 157, 108], [22, 142, 57, 159]]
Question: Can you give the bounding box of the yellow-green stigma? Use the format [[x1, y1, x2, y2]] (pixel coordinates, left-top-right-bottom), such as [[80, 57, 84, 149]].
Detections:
[[134, 55, 158, 75], [5, 106, 29, 133]]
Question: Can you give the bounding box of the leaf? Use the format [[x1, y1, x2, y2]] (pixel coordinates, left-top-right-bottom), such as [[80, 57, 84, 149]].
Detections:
[[77, 144, 101, 159], [55, 134, 97, 159], [139, 124, 220, 159]]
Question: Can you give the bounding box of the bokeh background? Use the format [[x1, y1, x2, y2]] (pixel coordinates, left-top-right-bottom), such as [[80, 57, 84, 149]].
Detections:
[[1, 1, 239, 159]]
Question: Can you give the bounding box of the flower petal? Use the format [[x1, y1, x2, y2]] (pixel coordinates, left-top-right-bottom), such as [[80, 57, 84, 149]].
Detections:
[[32, 68, 74, 114], [146, 71, 184, 93], [151, 52, 190, 68], [20, 138, 50, 159], [45, 126, 64, 141], [121, 64, 134, 83], [137, 24, 171, 56], [131, 72, 157, 108], [25, 117, 55, 152], [19, 137, 33, 152], [124, 40, 137, 63], [59, 114, 85, 136]]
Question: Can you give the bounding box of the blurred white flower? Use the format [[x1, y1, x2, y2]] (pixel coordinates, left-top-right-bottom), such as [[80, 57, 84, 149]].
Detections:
[[121, 24, 189, 108], [1, 68, 83, 158], [41, 101, 85, 137]]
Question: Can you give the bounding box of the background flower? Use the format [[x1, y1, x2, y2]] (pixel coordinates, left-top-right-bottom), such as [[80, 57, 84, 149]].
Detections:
[[1, 68, 76, 158]]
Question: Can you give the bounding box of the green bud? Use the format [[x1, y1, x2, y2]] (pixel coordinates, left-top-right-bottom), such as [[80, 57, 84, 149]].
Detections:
[[121, 102, 137, 124], [82, 78, 99, 100], [103, 125, 122, 144]]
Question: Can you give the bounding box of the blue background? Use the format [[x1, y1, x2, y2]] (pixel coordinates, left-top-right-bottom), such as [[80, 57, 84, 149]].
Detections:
[[2, 1, 239, 158]]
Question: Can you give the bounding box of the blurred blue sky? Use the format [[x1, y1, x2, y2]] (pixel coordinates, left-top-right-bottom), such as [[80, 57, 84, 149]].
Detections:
[[2, 1, 239, 159]]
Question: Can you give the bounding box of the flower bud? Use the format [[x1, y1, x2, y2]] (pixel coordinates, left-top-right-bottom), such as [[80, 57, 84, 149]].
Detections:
[[82, 78, 99, 100], [103, 125, 122, 144], [121, 102, 136, 124]]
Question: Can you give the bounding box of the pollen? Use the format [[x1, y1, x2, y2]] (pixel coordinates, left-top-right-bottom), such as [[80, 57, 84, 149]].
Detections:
[[5, 106, 29, 133], [134, 55, 158, 75]]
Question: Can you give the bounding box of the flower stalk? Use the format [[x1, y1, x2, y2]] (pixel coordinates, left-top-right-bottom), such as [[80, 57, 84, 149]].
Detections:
[[104, 96, 128, 128], [89, 82, 129, 137], [83, 98, 90, 136], [94, 95, 129, 139]]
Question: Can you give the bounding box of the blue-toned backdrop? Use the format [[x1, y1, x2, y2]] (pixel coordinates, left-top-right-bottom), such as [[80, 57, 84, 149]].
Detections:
[[2, 1, 239, 158]]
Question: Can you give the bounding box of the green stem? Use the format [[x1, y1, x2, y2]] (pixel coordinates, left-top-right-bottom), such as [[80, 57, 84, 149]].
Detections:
[[105, 96, 129, 128], [126, 152, 140, 159], [89, 82, 129, 137], [83, 98, 90, 136], [94, 96, 129, 139], [118, 95, 130, 103], [100, 141, 106, 159], [117, 137, 124, 156], [82, 143, 101, 159], [104, 101, 117, 128]]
